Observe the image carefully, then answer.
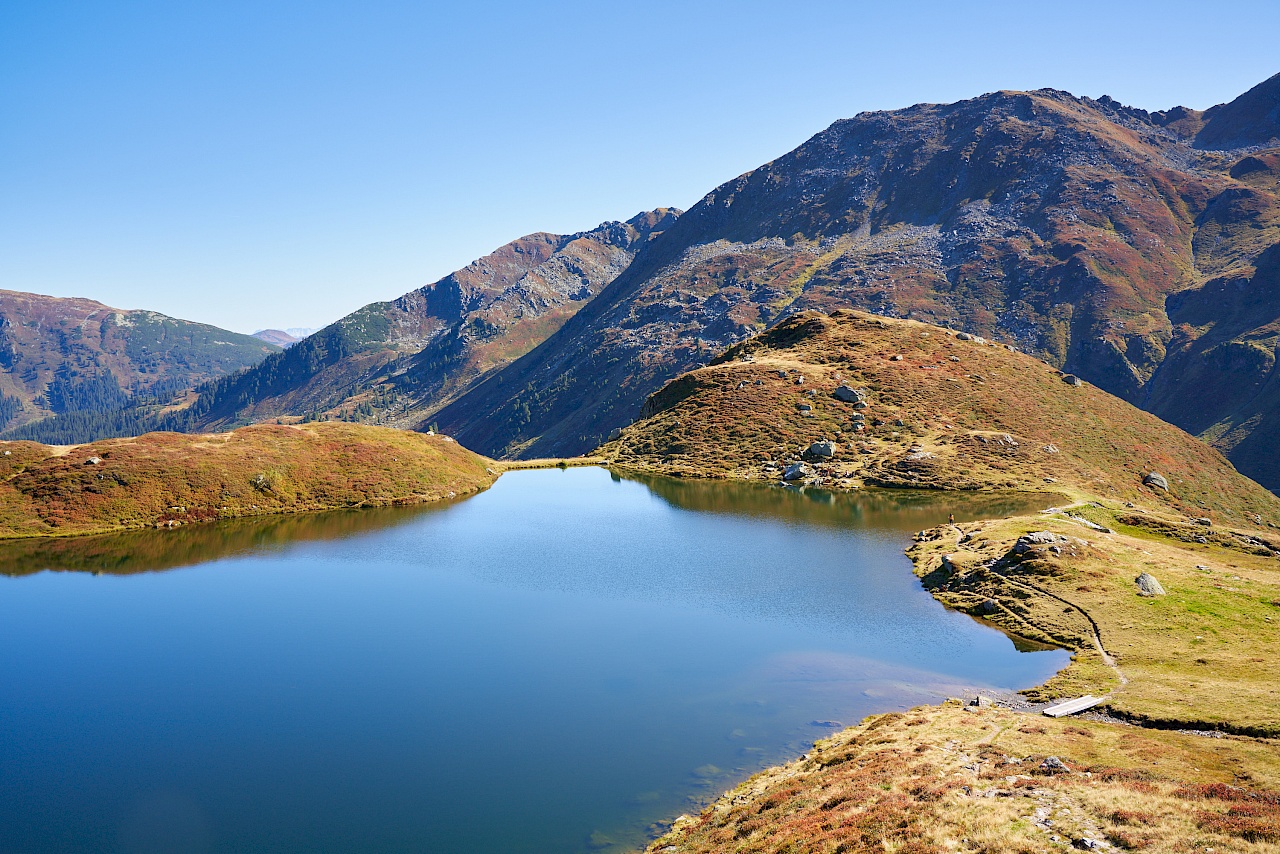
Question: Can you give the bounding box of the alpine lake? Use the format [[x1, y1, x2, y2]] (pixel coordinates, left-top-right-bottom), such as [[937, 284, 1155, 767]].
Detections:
[[0, 467, 1067, 853]]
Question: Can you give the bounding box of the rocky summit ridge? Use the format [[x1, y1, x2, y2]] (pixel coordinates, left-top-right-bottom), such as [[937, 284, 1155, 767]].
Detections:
[[427, 72, 1280, 490]]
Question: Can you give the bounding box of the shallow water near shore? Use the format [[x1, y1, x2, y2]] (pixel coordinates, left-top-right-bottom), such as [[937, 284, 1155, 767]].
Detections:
[[0, 468, 1066, 853]]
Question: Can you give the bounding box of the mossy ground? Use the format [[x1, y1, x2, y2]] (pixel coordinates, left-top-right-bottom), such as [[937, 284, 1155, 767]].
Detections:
[[0, 422, 495, 538], [615, 310, 1280, 852]]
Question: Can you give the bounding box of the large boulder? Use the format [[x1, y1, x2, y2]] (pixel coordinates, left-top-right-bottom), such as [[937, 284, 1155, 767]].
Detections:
[[1135, 572, 1166, 596], [1143, 472, 1169, 491], [782, 462, 813, 481], [806, 441, 836, 459], [832, 385, 863, 403]]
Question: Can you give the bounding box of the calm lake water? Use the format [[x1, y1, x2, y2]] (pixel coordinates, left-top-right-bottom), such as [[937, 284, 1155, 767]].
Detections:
[[0, 468, 1066, 854]]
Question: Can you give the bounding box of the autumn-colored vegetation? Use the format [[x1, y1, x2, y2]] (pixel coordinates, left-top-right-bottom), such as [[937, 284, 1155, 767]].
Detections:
[[603, 309, 1280, 524], [648, 705, 1280, 854], [0, 422, 495, 538]]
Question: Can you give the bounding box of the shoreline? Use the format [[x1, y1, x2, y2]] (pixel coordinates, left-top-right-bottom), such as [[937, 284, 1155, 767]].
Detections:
[[633, 464, 1280, 852]]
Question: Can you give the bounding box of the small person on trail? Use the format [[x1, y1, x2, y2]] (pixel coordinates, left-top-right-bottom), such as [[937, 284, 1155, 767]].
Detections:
[[949, 513, 955, 525]]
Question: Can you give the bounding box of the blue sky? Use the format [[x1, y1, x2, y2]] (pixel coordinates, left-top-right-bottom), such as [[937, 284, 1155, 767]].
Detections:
[[1, 1, 1277, 334]]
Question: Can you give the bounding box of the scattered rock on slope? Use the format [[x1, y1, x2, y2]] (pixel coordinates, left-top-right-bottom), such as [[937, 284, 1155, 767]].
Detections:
[[832, 386, 863, 403], [806, 441, 836, 459], [1135, 572, 1167, 596], [783, 462, 813, 481]]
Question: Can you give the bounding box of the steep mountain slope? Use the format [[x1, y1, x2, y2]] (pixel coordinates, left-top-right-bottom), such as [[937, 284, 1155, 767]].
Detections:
[[433, 75, 1280, 489], [0, 290, 278, 431], [183, 209, 678, 429]]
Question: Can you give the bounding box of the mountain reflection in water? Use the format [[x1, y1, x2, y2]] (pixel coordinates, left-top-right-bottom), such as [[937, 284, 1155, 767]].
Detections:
[[0, 471, 1056, 576]]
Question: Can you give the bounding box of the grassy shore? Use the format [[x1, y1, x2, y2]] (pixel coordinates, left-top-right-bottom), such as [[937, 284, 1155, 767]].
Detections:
[[0, 421, 496, 538], [607, 311, 1280, 852]]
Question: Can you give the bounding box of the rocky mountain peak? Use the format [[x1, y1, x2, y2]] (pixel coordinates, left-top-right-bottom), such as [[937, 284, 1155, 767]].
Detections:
[[1196, 71, 1280, 150]]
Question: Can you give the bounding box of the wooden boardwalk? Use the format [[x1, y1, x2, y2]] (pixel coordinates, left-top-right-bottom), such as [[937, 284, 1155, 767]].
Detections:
[[1042, 695, 1105, 718]]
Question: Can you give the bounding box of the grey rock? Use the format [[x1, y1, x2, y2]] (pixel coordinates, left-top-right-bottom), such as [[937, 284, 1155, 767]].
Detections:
[[1014, 531, 1067, 554], [979, 598, 999, 615], [1135, 572, 1166, 596], [1062, 374, 1084, 387], [607, 427, 622, 442], [807, 441, 836, 459], [1073, 837, 1102, 850], [970, 695, 994, 708], [1040, 755, 1069, 774], [782, 462, 812, 481], [890, 354, 904, 361], [1143, 472, 1170, 491], [84, 456, 103, 465], [1194, 517, 1212, 526], [796, 402, 812, 412], [853, 401, 868, 410], [956, 332, 973, 341], [832, 385, 863, 403]]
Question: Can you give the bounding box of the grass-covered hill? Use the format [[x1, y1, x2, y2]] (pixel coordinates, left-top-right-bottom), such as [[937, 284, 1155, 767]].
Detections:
[[603, 309, 1280, 524], [0, 289, 279, 433], [0, 422, 494, 539]]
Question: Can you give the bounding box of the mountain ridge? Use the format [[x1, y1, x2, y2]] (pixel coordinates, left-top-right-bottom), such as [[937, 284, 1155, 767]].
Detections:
[[426, 74, 1280, 490], [180, 208, 679, 431], [0, 289, 278, 433]]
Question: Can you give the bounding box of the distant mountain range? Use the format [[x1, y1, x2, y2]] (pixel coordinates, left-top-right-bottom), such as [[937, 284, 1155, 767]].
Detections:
[[0, 290, 277, 434], [252, 328, 317, 348], [5, 72, 1280, 491]]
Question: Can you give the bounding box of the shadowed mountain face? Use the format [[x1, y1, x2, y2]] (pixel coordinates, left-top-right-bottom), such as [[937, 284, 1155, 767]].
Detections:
[[427, 74, 1280, 489], [0, 290, 278, 431], [184, 209, 679, 429]]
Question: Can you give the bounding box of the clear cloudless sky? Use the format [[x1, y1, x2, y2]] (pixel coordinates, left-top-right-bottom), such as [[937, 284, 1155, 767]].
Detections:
[[1, 0, 1277, 334]]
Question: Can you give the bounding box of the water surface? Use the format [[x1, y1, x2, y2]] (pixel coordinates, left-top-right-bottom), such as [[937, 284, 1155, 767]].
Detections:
[[0, 468, 1065, 853]]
